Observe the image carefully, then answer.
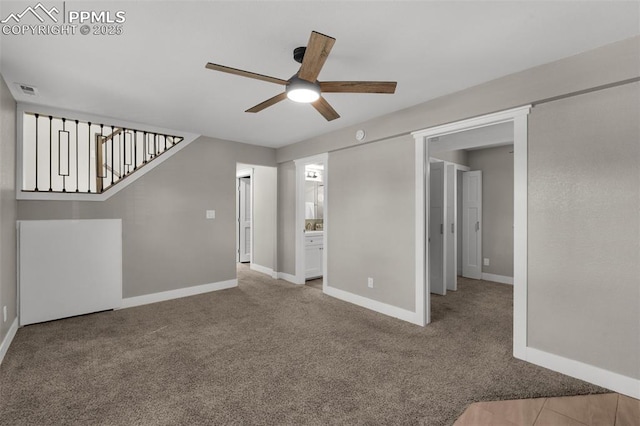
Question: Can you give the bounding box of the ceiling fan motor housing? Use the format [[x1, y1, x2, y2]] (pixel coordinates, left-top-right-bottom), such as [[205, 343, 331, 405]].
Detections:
[[293, 47, 306, 64]]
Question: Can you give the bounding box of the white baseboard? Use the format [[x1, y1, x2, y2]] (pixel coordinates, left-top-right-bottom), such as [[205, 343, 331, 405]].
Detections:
[[120, 279, 237, 309], [0, 318, 19, 366], [482, 273, 513, 285], [276, 272, 300, 284], [250, 263, 277, 279], [323, 285, 422, 326], [523, 346, 640, 399]]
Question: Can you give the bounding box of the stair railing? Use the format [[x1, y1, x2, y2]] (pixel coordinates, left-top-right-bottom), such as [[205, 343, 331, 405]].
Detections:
[[22, 112, 184, 194]]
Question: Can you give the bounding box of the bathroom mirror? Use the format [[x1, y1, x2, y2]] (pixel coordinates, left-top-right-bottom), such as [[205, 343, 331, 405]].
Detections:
[[305, 164, 324, 229]]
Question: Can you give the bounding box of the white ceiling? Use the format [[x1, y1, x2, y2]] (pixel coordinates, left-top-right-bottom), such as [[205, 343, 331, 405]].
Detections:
[[1, 1, 638, 148]]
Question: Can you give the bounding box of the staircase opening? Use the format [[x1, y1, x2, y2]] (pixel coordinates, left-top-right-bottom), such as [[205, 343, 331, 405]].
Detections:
[[20, 111, 184, 195]]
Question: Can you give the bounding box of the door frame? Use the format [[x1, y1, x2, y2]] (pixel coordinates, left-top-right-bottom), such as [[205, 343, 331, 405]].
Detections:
[[412, 105, 530, 360], [236, 167, 253, 264], [294, 153, 329, 287]]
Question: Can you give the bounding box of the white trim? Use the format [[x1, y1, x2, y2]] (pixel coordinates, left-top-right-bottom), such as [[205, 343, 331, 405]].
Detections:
[[481, 273, 514, 285], [250, 263, 276, 279], [411, 106, 531, 140], [0, 318, 19, 366], [322, 155, 329, 291], [512, 113, 529, 359], [414, 138, 427, 325], [524, 347, 640, 399], [413, 105, 531, 359], [236, 168, 252, 178], [324, 285, 423, 326], [276, 272, 298, 284], [294, 153, 328, 286], [16, 102, 200, 201], [119, 279, 237, 309]]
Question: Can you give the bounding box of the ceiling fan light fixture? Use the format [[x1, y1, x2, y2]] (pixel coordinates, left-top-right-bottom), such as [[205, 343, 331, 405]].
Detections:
[[286, 77, 320, 103]]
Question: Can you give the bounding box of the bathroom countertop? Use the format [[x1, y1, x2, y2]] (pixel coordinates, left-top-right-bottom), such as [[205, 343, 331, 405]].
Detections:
[[305, 231, 324, 237]]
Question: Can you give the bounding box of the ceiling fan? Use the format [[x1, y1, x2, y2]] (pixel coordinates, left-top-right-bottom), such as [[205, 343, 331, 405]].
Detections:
[[205, 31, 397, 121]]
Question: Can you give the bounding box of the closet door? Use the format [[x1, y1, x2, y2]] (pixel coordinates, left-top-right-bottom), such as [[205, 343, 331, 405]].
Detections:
[[462, 171, 482, 280], [446, 164, 457, 291], [429, 162, 446, 295]]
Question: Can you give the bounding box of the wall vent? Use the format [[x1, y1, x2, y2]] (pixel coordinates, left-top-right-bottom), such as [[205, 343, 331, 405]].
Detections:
[[15, 83, 39, 96]]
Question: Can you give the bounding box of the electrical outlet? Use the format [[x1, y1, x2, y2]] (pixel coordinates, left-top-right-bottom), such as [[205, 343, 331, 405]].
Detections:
[[206, 210, 216, 219], [483, 258, 490, 266], [3, 306, 6, 323], [367, 277, 374, 288]]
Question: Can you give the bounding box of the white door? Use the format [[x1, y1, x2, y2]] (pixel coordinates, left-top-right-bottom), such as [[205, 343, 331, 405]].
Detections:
[[462, 171, 482, 279], [238, 176, 251, 263], [445, 164, 457, 291], [429, 161, 446, 295]]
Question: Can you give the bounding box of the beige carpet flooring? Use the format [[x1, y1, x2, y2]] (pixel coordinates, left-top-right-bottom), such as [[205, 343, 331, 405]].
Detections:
[[0, 266, 605, 425]]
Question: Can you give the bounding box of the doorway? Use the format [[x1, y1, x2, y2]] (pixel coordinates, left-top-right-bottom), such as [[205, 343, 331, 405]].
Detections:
[[429, 131, 513, 294], [294, 154, 328, 288], [413, 105, 530, 359], [236, 168, 252, 264], [235, 163, 278, 277]]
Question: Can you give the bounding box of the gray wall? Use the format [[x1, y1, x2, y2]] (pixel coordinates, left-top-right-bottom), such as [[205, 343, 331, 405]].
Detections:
[[329, 136, 416, 311], [251, 165, 277, 271], [432, 150, 469, 166], [528, 82, 640, 379], [467, 145, 514, 278], [276, 161, 295, 275], [18, 136, 276, 298], [0, 76, 17, 344]]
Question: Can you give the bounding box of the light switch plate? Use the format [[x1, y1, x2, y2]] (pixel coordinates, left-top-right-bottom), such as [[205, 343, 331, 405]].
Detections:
[[206, 210, 215, 219]]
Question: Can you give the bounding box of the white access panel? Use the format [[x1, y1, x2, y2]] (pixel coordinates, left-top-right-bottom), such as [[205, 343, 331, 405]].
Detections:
[[18, 219, 122, 326]]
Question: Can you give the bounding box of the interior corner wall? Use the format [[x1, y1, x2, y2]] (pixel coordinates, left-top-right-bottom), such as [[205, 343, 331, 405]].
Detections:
[[328, 135, 415, 311], [251, 165, 277, 271], [17, 136, 276, 299], [277, 161, 295, 275], [467, 145, 514, 278], [0, 75, 17, 343], [528, 82, 640, 380]]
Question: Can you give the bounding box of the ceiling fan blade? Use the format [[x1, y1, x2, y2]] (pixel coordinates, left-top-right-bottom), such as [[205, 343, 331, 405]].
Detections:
[[205, 63, 287, 85], [298, 31, 336, 83], [320, 81, 397, 94], [311, 96, 340, 121], [245, 92, 288, 113]]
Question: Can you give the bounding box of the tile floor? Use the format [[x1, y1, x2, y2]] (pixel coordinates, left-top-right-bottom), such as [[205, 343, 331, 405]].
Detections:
[[454, 393, 639, 426]]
